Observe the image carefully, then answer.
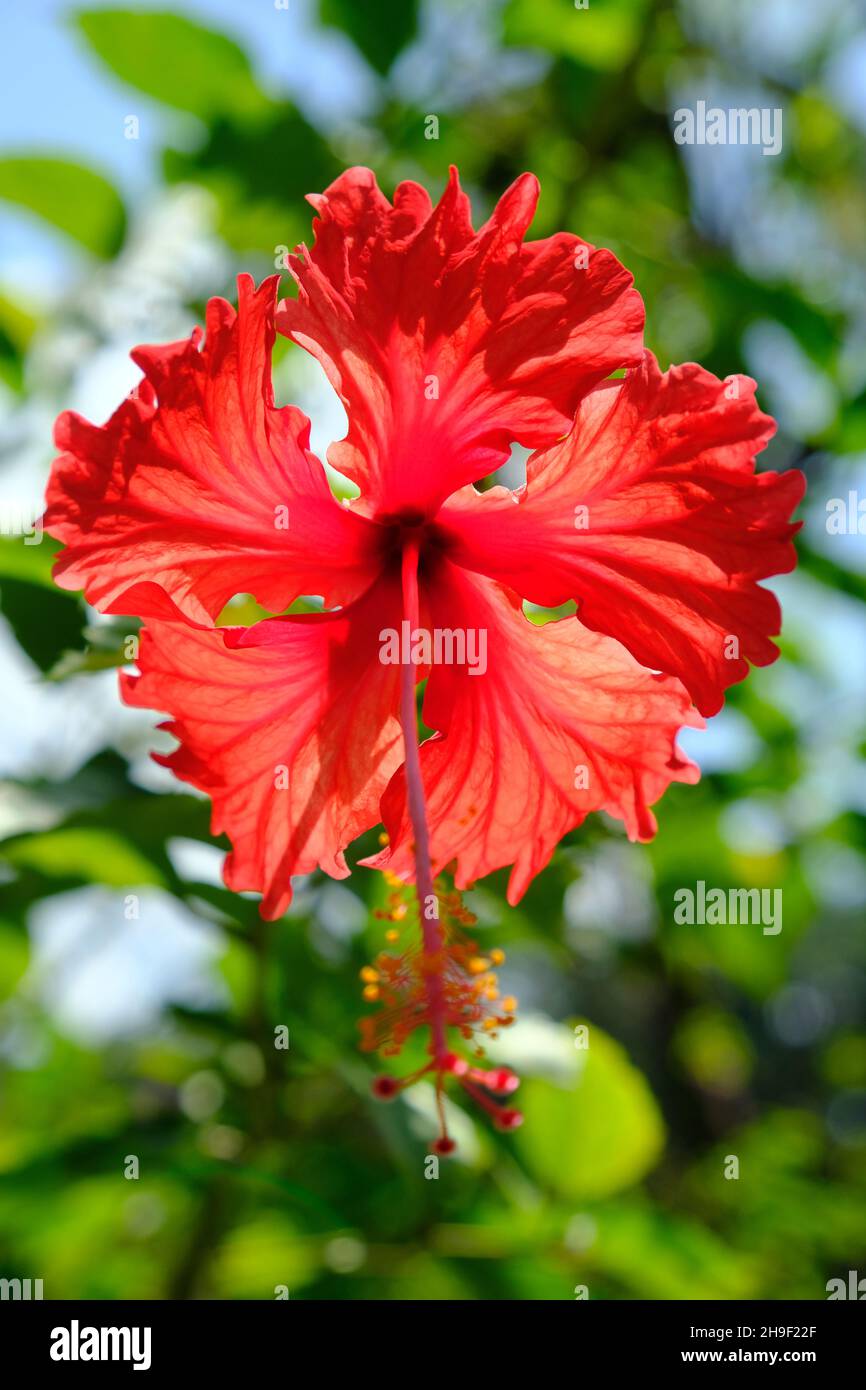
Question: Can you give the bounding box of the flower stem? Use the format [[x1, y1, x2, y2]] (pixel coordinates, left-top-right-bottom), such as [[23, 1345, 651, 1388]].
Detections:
[[399, 537, 448, 1065]]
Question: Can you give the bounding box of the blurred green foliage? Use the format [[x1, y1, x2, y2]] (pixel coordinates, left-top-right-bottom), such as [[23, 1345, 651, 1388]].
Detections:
[[0, 0, 865, 1301], [0, 156, 126, 258]]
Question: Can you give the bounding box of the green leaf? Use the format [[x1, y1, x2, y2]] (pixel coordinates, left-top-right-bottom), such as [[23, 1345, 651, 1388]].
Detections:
[[75, 9, 270, 121], [319, 0, 419, 75], [503, 0, 649, 71], [47, 620, 141, 682], [0, 536, 59, 588], [208, 1216, 320, 1297], [0, 921, 29, 994], [46, 647, 132, 681], [512, 1020, 665, 1199], [0, 292, 38, 393], [591, 1200, 759, 1299], [0, 536, 87, 675], [0, 577, 86, 672], [2, 828, 164, 889], [0, 157, 125, 258]]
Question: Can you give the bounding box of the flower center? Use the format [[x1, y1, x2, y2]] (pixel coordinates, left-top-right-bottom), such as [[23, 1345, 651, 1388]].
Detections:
[[376, 509, 446, 577]]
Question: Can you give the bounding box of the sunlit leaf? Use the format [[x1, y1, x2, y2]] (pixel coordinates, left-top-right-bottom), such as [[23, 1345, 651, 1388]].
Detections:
[[209, 1216, 320, 1297], [75, 9, 270, 121], [504, 0, 649, 71], [510, 1021, 665, 1199], [2, 828, 164, 888], [0, 536, 60, 588], [0, 156, 125, 257]]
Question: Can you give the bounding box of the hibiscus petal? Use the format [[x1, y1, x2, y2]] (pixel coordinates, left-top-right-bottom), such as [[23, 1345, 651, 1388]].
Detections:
[[45, 274, 384, 623], [367, 562, 700, 905], [437, 352, 805, 716], [120, 577, 405, 919], [277, 165, 644, 518]]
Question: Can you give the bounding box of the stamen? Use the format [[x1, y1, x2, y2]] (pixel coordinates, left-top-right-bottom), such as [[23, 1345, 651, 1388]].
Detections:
[[359, 538, 523, 1152], [397, 537, 448, 1066]]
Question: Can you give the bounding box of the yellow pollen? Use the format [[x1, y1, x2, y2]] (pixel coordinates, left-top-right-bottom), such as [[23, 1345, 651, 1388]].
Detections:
[[490, 948, 505, 966], [468, 956, 490, 975], [502, 996, 517, 1013], [360, 966, 379, 983], [362, 984, 380, 1002]]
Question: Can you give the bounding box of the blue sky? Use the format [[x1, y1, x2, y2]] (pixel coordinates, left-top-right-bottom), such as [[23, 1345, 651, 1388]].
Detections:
[[0, 0, 373, 178], [0, 0, 373, 294]]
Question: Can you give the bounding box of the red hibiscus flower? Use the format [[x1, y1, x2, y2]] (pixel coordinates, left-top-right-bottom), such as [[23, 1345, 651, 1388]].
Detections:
[[44, 167, 805, 1149]]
